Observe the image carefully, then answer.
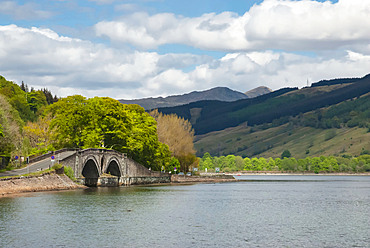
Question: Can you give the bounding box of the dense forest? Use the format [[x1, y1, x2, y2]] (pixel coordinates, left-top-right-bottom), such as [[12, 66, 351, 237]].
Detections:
[[199, 152, 370, 173], [0, 76, 57, 168]]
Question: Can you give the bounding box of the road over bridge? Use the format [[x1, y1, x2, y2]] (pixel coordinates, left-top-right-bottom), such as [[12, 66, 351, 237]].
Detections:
[[1, 148, 171, 186]]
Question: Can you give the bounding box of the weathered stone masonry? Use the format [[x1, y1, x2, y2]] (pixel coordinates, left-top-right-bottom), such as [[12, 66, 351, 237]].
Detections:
[[59, 148, 170, 186]]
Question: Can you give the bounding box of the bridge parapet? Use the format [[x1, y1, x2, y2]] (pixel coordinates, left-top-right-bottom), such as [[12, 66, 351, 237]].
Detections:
[[29, 148, 80, 164]]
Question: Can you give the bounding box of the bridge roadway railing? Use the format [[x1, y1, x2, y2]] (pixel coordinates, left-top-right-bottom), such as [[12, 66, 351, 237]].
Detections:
[[28, 148, 81, 164], [28, 148, 127, 164], [77, 148, 126, 158]]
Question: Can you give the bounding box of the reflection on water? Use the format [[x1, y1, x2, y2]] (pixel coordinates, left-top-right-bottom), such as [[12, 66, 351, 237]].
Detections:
[[1, 175, 370, 247]]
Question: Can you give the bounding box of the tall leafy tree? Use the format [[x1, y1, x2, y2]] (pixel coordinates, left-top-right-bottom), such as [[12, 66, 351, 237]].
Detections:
[[150, 109, 197, 172], [0, 94, 23, 160], [27, 90, 48, 113], [47, 95, 88, 148], [23, 114, 54, 155]]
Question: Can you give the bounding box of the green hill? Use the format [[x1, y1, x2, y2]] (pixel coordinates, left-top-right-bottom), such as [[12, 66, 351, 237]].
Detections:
[[158, 74, 370, 135], [157, 74, 370, 158], [195, 123, 370, 159]]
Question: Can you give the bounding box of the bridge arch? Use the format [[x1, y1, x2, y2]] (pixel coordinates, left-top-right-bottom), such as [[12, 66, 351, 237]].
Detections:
[[105, 157, 122, 177], [82, 156, 100, 186]]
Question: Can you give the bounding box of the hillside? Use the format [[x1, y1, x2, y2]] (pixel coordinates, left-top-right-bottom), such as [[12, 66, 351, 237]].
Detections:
[[119, 86, 271, 110], [154, 73, 370, 158], [195, 87, 370, 158], [195, 123, 370, 158], [158, 74, 370, 135]]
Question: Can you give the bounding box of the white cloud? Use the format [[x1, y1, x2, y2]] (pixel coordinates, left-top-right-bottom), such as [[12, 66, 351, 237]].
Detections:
[[0, 25, 211, 99], [95, 0, 370, 52], [1, 23, 370, 101], [0, 1, 53, 20], [95, 11, 249, 50], [245, 0, 370, 50], [187, 50, 370, 91]]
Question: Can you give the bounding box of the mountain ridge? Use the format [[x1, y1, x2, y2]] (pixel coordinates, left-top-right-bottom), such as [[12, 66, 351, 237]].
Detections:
[[119, 86, 271, 110]]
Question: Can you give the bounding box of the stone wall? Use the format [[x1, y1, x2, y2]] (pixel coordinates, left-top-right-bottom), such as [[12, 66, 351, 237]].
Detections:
[[125, 158, 163, 177], [122, 176, 171, 185]]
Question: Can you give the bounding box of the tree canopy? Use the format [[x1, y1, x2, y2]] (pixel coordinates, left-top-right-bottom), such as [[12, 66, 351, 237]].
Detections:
[[45, 96, 171, 170]]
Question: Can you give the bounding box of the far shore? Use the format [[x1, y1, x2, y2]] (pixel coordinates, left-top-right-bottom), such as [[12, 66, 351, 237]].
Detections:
[[225, 171, 370, 176]]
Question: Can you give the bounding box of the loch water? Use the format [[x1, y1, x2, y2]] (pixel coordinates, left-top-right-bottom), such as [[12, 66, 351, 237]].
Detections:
[[1, 175, 370, 248]]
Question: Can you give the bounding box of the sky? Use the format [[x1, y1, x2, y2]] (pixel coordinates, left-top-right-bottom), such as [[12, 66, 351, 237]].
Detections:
[[1, 0, 370, 100]]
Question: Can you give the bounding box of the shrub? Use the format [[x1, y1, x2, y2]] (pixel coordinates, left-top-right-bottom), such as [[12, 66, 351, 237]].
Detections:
[[52, 163, 63, 170], [281, 150, 291, 159], [64, 166, 76, 181]]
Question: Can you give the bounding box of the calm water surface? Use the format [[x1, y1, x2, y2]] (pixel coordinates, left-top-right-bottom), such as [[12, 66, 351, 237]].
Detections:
[[1, 175, 370, 247]]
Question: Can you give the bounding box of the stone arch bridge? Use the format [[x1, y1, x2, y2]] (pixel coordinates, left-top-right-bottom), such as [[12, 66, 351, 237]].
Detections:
[[55, 148, 170, 186]]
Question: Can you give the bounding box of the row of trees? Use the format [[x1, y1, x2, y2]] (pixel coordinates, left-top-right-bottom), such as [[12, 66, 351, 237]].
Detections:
[[199, 152, 370, 173]]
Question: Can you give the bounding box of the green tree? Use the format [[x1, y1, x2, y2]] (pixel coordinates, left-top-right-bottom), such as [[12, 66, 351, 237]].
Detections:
[[225, 155, 236, 171], [281, 150, 291, 159], [167, 157, 180, 173], [0, 76, 35, 122], [251, 157, 261, 171], [200, 152, 214, 171], [268, 157, 276, 170], [235, 156, 244, 171], [27, 90, 47, 114], [243, 157, 253, 170], [47, 95, 88, 148], [258, 157, 268, 170]]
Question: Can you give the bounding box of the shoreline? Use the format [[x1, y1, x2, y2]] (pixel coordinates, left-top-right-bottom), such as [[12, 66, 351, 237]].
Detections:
[[171, 174, 236, 183], [2, 172, 369, 198], [226, 171, 370, 176], [0, 172, 86, 197]]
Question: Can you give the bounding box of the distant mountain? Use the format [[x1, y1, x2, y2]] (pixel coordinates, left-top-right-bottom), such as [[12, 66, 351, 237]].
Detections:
[[244, 86, 272, 98], [119, 86, 270, 110]]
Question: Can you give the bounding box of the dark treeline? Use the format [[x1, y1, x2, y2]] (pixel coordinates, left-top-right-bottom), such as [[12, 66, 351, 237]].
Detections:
[[311, 73, 370, 87], [199, 152, 370, 173]]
